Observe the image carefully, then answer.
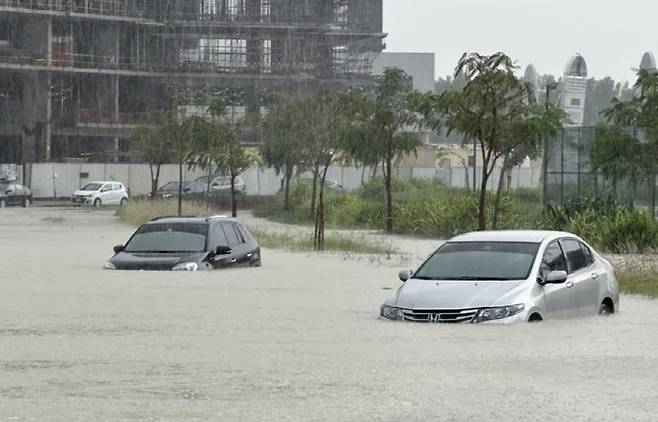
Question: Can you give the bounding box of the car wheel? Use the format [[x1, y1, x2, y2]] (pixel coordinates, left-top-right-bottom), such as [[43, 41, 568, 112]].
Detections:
[[528, 313, 543, 323], [23, 198, 31, 208], [598, 302, 613, 316], [120, 198, 128, 207], [0, 198, 5, 208], [94, 198, 102, 208]]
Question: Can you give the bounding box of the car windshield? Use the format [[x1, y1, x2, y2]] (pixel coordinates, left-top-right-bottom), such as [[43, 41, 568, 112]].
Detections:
[[81, 183, 103, 191], [413, 242, 540, 281], [124, 223, 208, 253]]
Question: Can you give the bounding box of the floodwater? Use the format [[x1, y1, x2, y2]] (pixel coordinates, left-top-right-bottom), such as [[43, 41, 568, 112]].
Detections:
[[1, 208, 658, 421]]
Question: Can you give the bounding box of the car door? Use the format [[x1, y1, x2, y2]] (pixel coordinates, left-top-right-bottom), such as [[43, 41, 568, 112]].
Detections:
[[560, 239, 600, 317], [220, 222, 248, 267], [6, 184, 19, 205], [99, 183, 113, 204], [208, 222, 233, 269], [540, 240, 578, 319]]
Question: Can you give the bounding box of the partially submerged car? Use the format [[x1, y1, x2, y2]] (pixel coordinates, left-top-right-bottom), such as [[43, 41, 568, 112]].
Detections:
[[104, 216, 261, 271], [149, 181, 207, 200], [0, 183, 32, 208], [72, 181, 128, 207], [380, 231, 619, 324]]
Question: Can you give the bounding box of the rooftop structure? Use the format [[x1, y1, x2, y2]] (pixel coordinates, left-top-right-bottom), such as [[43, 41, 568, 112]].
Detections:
[[561, 53, 588, 127], [0, 0, 386, 163], [640, 52, 656, 70]]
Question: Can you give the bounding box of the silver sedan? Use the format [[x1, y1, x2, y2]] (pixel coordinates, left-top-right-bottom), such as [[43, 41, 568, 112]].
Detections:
[[380, 231, 620, 324]]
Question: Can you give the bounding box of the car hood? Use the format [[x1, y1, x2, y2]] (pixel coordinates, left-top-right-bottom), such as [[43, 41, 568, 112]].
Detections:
[[394, 279, 525, 309], [73, 190, 97, 196], [110, 251, 206, 271]]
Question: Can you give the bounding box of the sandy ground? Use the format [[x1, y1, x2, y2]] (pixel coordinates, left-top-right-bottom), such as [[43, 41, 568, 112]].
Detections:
[[1, 207, 658, 421]]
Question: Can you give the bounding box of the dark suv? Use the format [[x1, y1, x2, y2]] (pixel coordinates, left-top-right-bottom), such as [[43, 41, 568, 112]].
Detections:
[[104, 216, 261, 271]]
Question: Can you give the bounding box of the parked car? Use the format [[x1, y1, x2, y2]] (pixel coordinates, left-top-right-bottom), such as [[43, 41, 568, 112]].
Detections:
[[104, 216, 261, 271], [71, 181, 128, 207], [210, 176, 247, 196], [324, 179, 343, 190], [380, 231, 620, 324], [0, 183, 32, 208], [149, 181, 207, 200]]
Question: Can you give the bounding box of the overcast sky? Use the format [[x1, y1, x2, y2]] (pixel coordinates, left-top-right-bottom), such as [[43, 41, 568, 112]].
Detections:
[[383, 0, 653, 83]]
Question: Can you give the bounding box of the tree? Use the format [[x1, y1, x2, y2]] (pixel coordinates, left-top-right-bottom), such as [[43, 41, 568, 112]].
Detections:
[[413, 52, 566, 230], [188, 97, 257, 217], [589, 126, 641, 197], [131, 110, 176, 198], [604, 68, 658, 217], [345, 68, 422, 233], [261, 99, 309, 210]]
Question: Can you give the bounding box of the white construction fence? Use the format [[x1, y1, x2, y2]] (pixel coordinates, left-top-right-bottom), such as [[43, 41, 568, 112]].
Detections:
[[12, 163, 542, 199]]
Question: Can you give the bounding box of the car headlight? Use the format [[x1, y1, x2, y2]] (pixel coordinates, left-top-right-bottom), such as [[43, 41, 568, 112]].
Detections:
[[172, 262, 198, 272], [473, 304, 525, 323], [380, 305, 403, 321], [103, 261, 116, 270]]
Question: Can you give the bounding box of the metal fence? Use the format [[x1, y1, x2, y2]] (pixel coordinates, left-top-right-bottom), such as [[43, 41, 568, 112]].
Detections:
[[544, 126, 657, 210]]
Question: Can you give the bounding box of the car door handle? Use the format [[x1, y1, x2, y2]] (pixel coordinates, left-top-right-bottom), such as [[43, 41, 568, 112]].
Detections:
[[566, 281, 575, 288], [246, 253, 253, 258], [230, 259, 237, 263], [591, 272, 599, 279]]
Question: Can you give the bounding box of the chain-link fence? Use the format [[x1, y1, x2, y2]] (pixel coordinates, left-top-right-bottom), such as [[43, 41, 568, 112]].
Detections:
[[544, 126, 657, 213]]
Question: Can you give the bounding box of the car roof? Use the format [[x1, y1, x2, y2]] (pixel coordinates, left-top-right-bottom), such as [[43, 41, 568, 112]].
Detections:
[[86, 181, 121, 184], [144, 216, 241, 225], [449, 230, 577, 244]]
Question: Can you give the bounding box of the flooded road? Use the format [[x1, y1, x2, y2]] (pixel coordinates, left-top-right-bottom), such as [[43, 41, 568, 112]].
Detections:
[[1, 208, 658, 421]]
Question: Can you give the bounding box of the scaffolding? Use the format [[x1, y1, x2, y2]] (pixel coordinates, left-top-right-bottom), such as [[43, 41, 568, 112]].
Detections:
[[0, 0, 385, 162]]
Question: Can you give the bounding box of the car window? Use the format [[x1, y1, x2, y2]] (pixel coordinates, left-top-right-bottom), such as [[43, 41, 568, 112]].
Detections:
[[124, 223, 208, 253], [101, 184, 112, 192], [232, 224, 246, 244], [221, 222, 240, 247], [235, 224, 250, 243], [580, 242, 594, 265], [542, 241, 567, 273], [413, 242, 540, 281], [560, 239, 588, 273], [81, 183, 103, 191], [212, 223, 229, 247]]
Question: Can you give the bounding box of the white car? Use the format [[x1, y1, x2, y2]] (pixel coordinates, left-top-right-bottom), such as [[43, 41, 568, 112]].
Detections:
[[210, 176, 247, 196], [381, 231, 620, 324], [72, 181, 129, 207]]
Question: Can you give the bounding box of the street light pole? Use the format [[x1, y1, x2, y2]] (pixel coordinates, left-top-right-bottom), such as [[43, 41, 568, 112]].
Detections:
[[542, 82, 559, 206]]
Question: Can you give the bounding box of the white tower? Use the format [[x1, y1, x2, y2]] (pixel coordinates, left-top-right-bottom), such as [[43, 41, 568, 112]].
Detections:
[[640, 52, 656, 70], [562, 54, 588, 127]]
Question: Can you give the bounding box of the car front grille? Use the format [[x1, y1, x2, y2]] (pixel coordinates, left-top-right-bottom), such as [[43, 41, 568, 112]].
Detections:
[[402, 308, 478, 323]]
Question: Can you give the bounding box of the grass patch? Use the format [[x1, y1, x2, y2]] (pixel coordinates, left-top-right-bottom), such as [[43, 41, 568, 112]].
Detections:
[[249, 229, 398, 255], [619, 272, 658, 298], [41, 216, 65, 223], [117, 199, 230, 226]]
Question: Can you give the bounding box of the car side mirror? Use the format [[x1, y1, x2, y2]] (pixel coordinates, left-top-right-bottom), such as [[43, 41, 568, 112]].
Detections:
[[541, 270, 568, 285], [399, 269, 413, 282], [5, 189, 11, 194], [113, 245, 125, 254], [184, 188, 192, 193], [215, 245, 232, 255]]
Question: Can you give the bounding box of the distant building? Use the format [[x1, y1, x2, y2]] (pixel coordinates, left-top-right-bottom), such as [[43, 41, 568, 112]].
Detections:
[[523, 64, 540, 91], [371, 52, 435, 92], [640, 52, 656, 70], [561, 54, 589, 127]]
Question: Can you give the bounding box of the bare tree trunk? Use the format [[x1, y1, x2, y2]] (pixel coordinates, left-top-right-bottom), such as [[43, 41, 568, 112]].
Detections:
[[492, 156, 509, 230], [651, 171, 657, 219], [310, 161, 319, 220], [314, 166, 329, 251], [478, 162, 489, 231], [206, 161, 213, 211], [230, 173, 237, 217], [177, 158, 183, 217], [384, 152, 394, 233], [283, 165, 293, 211], [372, 161, 379, 178]]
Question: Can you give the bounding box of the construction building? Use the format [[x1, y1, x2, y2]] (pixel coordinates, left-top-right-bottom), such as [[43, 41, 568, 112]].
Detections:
[[0, 0, 385, 163]]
